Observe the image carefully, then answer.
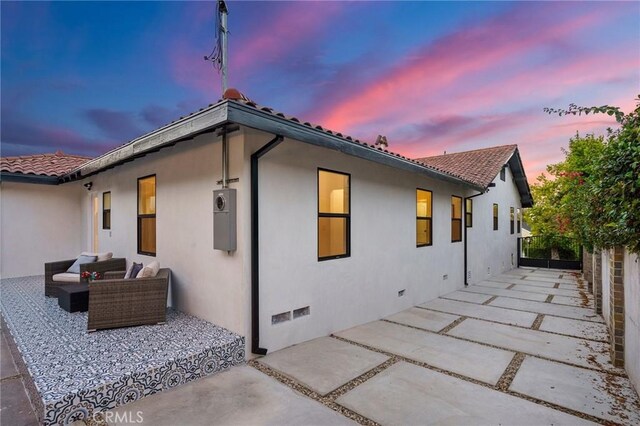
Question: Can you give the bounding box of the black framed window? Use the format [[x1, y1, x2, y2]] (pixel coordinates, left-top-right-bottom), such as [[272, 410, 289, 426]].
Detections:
[[102, 192, 111, 230], [465, 198, 472, 228], [416, 189, 432, 247], [318, 169, 350, 260], [517, 208, 521, 233], [451, 196, 462, 242], [493, 204, 499, 230], [500, 167, 506, 181], [510, 207, 515, 234], [137, 175, 156, 256]]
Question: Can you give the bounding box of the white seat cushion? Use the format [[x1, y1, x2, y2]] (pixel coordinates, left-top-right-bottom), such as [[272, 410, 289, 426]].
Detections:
[[52, 273, 80, 283], [81, 251, 113, 262]]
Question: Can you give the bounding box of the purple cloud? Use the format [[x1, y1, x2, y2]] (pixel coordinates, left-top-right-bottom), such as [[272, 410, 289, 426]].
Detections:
[[84, 108, 143, 141]]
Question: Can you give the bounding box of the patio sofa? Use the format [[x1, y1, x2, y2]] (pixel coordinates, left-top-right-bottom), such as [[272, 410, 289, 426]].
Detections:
[[87, 268, 170, 331], [45, 254, 126, 297]]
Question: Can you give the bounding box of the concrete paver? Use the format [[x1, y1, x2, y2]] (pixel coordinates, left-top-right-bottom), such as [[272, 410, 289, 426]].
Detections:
[[258, 337, 388, 395], [474, 280, 512, 289], [0, 331, 39, 426], [510, 284, 584, 297], [551, 295, 592, 307], [447, 318, 615, 372], [539, 316, 609, 342], [335, 320, 514, 384], [489, 297, 603, 322], [337, 362, 596, 426], [109, 365, 354, 426], [464, 285, 548, 302], [419, 298, 537, 327], [523, 276, 577, 284], [491, 278, 556, 288], [384, 307, 459, 331], [440, 290, 493, 304], [511, 357, 640, 425]]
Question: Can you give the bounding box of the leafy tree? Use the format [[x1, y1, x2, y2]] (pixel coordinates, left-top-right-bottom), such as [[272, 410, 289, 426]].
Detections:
[[538, 95, 640, 253]]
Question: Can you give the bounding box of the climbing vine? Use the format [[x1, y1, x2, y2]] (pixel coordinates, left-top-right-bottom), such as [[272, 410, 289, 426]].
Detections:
[[532, 95, 640, 253]]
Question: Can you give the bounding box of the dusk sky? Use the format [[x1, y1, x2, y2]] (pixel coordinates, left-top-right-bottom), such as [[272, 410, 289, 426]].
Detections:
[[2, 1, 638, 180]]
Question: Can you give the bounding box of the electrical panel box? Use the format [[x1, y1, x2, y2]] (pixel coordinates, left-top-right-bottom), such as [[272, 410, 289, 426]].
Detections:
[[213, 188, 237, 251]]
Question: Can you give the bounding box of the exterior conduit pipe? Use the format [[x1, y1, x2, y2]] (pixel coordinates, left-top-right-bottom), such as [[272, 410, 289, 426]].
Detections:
[[464, 190, 486, 286], [250, 134, 284, 355]]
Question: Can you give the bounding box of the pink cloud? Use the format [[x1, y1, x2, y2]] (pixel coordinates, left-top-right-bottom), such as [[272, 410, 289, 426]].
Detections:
[[169, 1, 344, 94], [313, 3, 620, 134]]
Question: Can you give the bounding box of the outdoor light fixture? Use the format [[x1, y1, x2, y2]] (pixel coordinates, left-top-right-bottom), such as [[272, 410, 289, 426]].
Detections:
[[84, 182, 93, 191]]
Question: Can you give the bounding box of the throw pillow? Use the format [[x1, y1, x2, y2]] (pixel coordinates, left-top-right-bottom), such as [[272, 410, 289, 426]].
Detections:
[[66, 255, 97, 274], [81, 251, 113, 262], [127, 262, 144, 279], [136, 260, 160, 278]]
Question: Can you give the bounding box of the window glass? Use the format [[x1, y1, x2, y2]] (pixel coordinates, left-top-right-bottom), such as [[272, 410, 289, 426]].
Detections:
[[102, 192, 111, 230], [138, 177, 156, 215], [416, 189, 432, 246], [451, 196, 462, 242], [493, 203, 499, 230], [465, 198, 473, 228], [319, 170, 349, 214], [318, 170, 350, 260], [138, 175, 156, 255]]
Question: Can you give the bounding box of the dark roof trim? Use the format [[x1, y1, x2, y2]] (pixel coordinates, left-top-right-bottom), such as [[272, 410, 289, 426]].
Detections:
[[226, 101, 483, 191], [62, 99, 482, 190], [0, 172, 59, 185], [506, 148, 533, 208], [64, 103, 229, 180]]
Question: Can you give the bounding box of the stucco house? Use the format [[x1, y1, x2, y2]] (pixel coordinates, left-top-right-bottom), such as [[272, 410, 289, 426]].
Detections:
[[0, 89, 532, 355]]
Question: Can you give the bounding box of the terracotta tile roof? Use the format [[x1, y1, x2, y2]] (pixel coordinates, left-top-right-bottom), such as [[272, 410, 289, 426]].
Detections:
[[1, 150, 91, 177], [414, 145, 518, 188]]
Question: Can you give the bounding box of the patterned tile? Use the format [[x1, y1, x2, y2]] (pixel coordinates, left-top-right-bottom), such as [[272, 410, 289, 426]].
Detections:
[[0, 276, 245, 425]]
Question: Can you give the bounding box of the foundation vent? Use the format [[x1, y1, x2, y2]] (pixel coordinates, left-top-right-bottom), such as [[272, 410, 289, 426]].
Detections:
[[271, 311, 291, 325], [293, 306, 310, 319]]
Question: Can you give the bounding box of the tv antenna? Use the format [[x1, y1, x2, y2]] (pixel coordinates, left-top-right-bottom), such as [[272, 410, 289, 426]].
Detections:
[[204, 0, 229, 95]]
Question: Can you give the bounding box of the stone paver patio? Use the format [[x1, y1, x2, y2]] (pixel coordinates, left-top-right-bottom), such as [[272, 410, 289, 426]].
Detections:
[[105, 268, 639, 424]]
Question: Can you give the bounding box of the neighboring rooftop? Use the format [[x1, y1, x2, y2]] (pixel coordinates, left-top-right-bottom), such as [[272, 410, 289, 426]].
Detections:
[[0, 150, 91, 177]]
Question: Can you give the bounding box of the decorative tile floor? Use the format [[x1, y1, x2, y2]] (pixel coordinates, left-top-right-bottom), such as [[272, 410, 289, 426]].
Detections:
[[0, 276, 245, 425]]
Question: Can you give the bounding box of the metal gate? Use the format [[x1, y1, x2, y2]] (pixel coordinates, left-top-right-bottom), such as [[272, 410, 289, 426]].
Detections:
[[517, 236, 582, 270]]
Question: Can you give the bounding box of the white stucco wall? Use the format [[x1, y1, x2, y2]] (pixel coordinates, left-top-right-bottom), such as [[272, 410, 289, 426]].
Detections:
[[0, 181, 84, 278], [623, 249, 640, 392], [76, 131, 250, 340], [249, 131, 470, 352], [602, 249, 611, 326], [466, 165, 521, 285]]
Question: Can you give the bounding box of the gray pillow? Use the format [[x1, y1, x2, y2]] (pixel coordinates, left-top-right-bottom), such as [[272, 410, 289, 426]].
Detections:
[[66, 255, 97, 274], [128, 262, 144, 279]]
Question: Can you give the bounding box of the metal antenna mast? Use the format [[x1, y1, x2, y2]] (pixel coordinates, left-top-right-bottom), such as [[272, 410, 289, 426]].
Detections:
[[219, 0, 228, 94], [204, 1, 229, 96]]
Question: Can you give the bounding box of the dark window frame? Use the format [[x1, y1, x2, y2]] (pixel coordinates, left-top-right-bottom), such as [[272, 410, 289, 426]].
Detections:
[[451, 195, 462, 243], [416, 188, 433, 247], [510, 207, 515, 234], [517, 208, 521, 233], [137, 174, 156, 256], [500, 167, 506, 181], [102, 191, 111, 230], [317, 168, 351, 261], [465, 198, 473, 228], [493, 203, 499, 231]]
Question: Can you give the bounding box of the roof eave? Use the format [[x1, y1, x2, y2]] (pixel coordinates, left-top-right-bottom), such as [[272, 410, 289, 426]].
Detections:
[[507, 149, 533, 208], [226, 101, 483, 191], [0, 172, 60, 185], [61, 102, 230, 181]]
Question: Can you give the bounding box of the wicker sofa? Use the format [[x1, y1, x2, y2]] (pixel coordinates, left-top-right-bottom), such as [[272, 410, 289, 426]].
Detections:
[[45, 258, 126, 298], [87, 268, 170, 331]]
